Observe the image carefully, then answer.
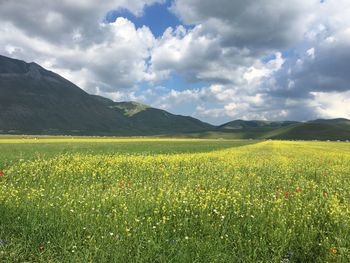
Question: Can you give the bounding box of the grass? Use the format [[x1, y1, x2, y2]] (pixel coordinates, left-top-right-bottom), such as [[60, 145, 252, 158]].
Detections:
[[111, 101, 150, 117], [0, 138, 255, 168], [0, 139, 350, 262]]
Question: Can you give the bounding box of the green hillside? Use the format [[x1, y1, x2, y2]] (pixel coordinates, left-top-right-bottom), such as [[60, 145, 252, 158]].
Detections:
[[0, 56, 213, 135], [268, 121, 350, 140], [214, 120, 300, 139], [176, 120, 350, 140], [91, 96, 215, 134], [111, 101, 150, 117], [219, 120, 298, 130], [0, 55, 131, 135], [0, 54, 349, 140]]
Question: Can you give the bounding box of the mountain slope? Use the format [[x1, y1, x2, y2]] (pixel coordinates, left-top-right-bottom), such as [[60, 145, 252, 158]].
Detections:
[[268, 120, 350, 140], [216, 120, 300, 139], [219, 120, 298, 130], [91, 96, 215, 134], [215, 119, 350, 140], [1, 54, 348, 139], [0, 55, 214, 135], [0, 55, 132, 134]]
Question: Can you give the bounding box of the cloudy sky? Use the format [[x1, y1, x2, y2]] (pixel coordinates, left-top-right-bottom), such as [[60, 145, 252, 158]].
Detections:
[[1, 0, 350, 124]]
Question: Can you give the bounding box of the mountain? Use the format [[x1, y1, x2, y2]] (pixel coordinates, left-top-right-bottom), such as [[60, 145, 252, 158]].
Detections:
[[212, 119, 350, 140], [212, 120, 298, 139], [0, 54, 348, 140], [0, 55, 132, 134], [268, 119, 350, 140], [0, 55, 213, 135], [309, 118, 350, 124], [219, 120, 298, 130], [91, 96, 215, 134]]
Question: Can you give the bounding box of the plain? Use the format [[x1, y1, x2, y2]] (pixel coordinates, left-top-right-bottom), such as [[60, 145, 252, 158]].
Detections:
[[0, 138, 349, 262]]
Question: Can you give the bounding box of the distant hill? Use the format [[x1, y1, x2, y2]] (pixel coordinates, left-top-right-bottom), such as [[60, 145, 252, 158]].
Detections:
[[268, 119, 350, 140], [0, 54, 349, 140], [91, 96, 215, 134], [309, 118, 350, 124], [219, 120, 298, 130], [0, 55, 133, 134], [212, 119, 350, 140], [0, 55, 213, 135], [214, 120, 298, 139]]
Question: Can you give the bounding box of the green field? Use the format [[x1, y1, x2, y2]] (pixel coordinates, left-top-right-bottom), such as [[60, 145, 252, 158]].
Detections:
[[1, 139, 350, 262]]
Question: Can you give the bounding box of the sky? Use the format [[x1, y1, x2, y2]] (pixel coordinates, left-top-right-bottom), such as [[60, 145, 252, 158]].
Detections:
[[1, 0, 350, 124]]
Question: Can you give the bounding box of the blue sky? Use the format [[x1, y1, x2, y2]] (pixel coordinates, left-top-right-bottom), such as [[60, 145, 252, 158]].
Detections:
[[105, 1, 182, 38], [105, 1, 214, 119], [1, 0, 349, 124]]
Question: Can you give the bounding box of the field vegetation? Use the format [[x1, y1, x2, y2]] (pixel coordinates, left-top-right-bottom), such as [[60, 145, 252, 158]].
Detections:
[[1, 138, 349, 262]]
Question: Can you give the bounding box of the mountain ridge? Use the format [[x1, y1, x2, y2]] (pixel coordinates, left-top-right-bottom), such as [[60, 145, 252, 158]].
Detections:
[[0, 54, 349, 140], [0, 55, 214, 135], [91, 95, 215, 134], [0, 55, 133, 134]]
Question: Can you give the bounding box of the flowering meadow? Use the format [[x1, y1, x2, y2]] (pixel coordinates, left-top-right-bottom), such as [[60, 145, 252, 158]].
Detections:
[[0, 138, 350, 262]]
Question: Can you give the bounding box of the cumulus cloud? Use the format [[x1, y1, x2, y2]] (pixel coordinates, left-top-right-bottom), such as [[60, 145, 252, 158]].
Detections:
[[0, 0, 349, 123], [311, 91, 350, 119], [0, 0, 163, 45], [147, 0, 350, 122], [265, 0, 350, 102], [0, 1, 161, 92], [0, 17, 155, 92], [150, 25, 260, 85], [170, 0, 318, 50]]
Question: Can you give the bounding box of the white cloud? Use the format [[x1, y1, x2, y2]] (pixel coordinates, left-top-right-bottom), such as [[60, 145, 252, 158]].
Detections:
[[0, 17, 156, 92], [311, 91, 350, 119], [1, 0, 350, 123], [0, 0, 163, 44], [244, 53, 284, 84], [150, 25, 285, 87], [171, 0, 318, 49], [0, 1, 161, 92], [306, 48, 315, 59]]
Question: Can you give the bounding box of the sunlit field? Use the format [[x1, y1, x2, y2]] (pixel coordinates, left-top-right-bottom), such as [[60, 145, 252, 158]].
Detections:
[[1, 138, 350, 262]]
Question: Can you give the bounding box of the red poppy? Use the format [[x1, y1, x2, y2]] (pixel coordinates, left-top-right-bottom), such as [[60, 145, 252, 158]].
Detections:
[[284, 192, 289, 198], [0, 171, 4, 177]]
